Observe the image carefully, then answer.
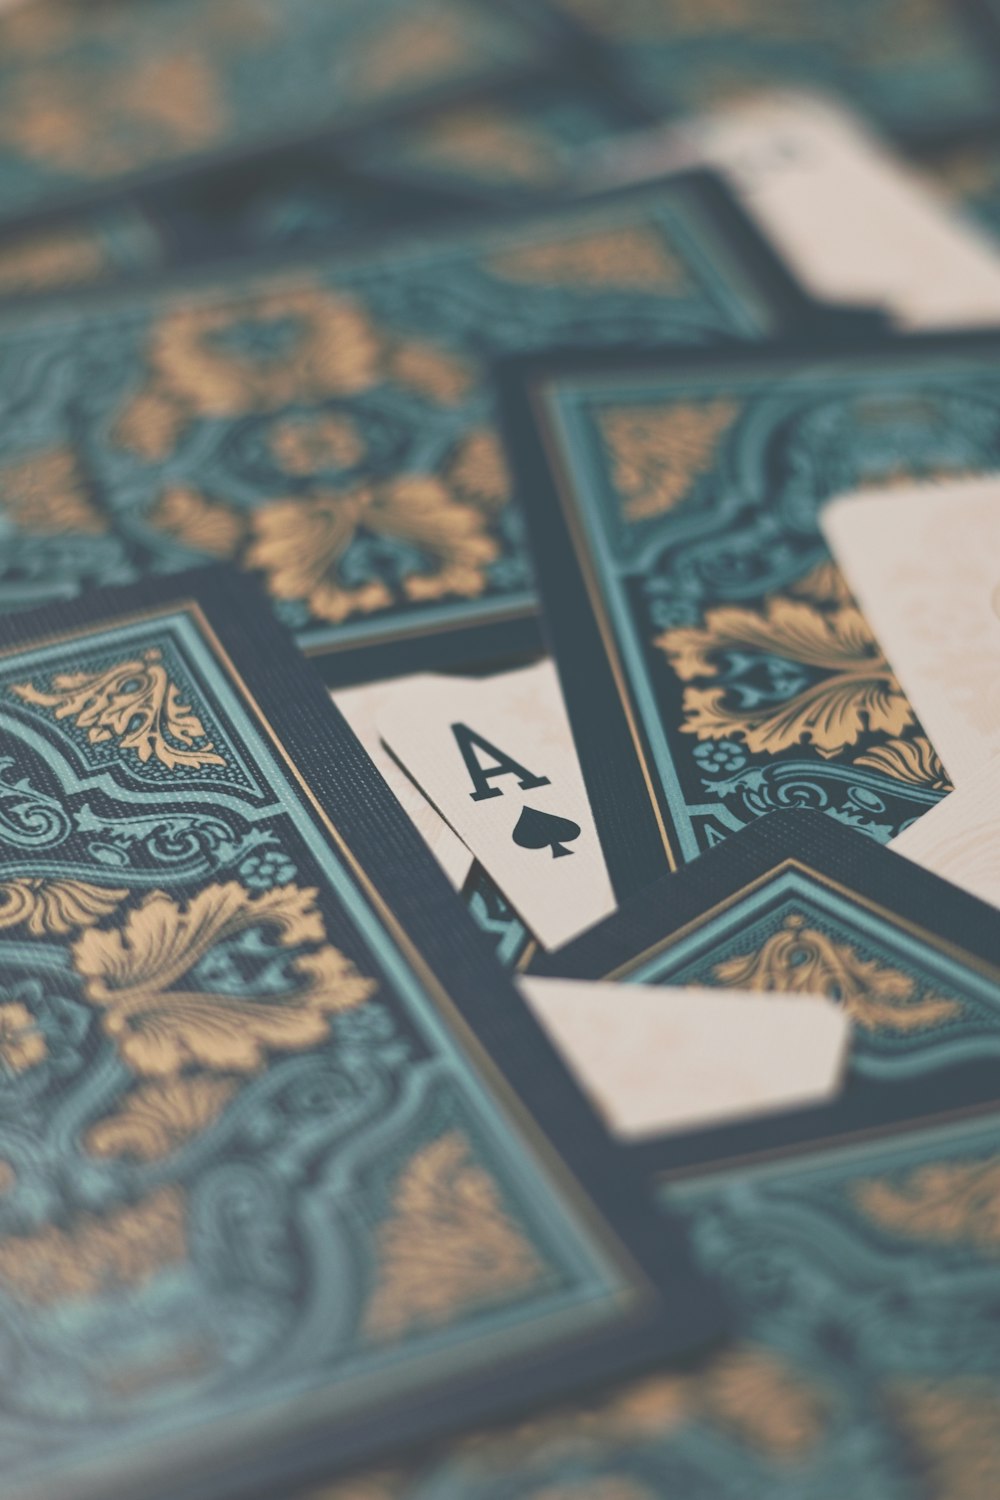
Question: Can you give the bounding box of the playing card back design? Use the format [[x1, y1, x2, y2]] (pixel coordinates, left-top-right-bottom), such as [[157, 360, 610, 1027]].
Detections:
[[0, 174, 817, 683], [503, 333, 1000, 896], [534, 811, 1000, 1180], [0, 569, 714, 1500]]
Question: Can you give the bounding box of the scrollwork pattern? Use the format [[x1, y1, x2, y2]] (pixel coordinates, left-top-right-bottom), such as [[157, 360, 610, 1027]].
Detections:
[[712, 914, 962, 1034], [12, 649, 225, 771]]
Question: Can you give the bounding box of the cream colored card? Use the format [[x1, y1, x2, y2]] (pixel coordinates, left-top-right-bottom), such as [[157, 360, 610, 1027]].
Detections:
[[332, 679, 473, 889], [821, 476, 1000, 786], [588, 91, 1000, 330], [891, 758, 1000, 912], [377, 661, 615, 949], [519, 978, 849, 1141]]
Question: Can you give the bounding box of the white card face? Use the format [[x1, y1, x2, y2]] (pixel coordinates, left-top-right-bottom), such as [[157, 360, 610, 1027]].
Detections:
[[519, 979, 850, 1141], [332, 679, 473, 890], [821, 476, 1000, 786], [891, 758, 1000, 912], [377, 661, 616, 950], [589, 91, 1000, 330]]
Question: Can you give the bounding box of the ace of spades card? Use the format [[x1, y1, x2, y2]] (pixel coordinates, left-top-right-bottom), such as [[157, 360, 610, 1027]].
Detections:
[[377, 663, 616, 950]]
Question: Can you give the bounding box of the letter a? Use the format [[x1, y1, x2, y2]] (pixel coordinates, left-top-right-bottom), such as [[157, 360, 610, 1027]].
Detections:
[[451, 722, 551, 802]]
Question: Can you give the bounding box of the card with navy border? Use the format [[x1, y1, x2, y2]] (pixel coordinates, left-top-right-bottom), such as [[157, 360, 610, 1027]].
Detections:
[[0, 170, 854, 688], [0, 566, 720, 1500], [498, 327, 1000, 903], [0, 63, 613, 309], [0, 0, 548, 231], [531, 809, 1000, 1184]]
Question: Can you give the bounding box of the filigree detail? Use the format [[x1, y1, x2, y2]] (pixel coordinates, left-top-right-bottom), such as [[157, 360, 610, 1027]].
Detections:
[[0, 878, 127, 936], [147, 487, 245, 557], [657, 597, 913, 758], [713, 914, 962, 1033], [488, 227, 686, 291], [0, 449, 105, 535], [853, 735, 952, 791], [12, 648, 225, 771], [599, 400, 740, 521], [113, 288, 382, 460], [446, 428, 510, 511], [0, 1001, 46, 1073], [0, 1186, 186, 1306], [854, 1159, 1000, 1249], [71, 880, 375, 1076], [363, 1131, 543, 1340], [247, 478, 498, 623], [269, 413, 365, 474], [86, 1076, 239, 1161]]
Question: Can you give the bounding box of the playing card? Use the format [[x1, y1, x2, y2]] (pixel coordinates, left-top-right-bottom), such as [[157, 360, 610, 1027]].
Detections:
[[0, 0, 542, 227], [0, 171, 809, 686], [519, 978, 849, 1139], [498, 331, 1000, 899], [0, 566, 719, 1500], [593, 91, 1000, 329], [377, 661, 615, 949], [332, 676, 473, 887], [533, 811, 1000, 1181], [822, 476, 1000, 785], [892, 756, 1000, 911]]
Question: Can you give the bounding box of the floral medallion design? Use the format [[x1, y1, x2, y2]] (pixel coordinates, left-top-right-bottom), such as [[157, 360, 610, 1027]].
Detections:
[[13, 649, 225, 771], [0, 606, 626, 1491]]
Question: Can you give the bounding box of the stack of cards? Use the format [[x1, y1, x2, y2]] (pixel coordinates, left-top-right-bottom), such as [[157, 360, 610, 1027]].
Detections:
[[2, 2, 1000, 1496]]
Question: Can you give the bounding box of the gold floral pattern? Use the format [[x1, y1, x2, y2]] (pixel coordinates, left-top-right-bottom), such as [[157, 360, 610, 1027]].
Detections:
[[713, 914, 962, 1033], [657, 596, 914, 758], [0, 1185, 186, 1306], [488, 226, 686, 291], [0, 1002, 46, 1074], [400, 107, 557, 183], [599, 400, 740, 521], [114, 288, 383, 460], [449, 1343, 825, 1470], [363, 1131, 544, 1340], [0, 52, 226, 178], [269, 412, 366, 475], [790, 559, 856, 607], [71, 880, 375, 1077], [0, 227, 109, 294], [446, 428, 510, 511], [13, 648, 225, 771], [854, 1157, 1000, 1251], [355, 12, 473, 99], [0, 878, 127, 937], [890, 1379, 1000, 1500], [697, 1346, 828, 1457], [387, 341, 473, 404], [247, 478, 498, 623], [853, 734, 952, 791], [0, 448, 105, 535], [86, 1076, 240, 1162], [147, 487, 245, 558]]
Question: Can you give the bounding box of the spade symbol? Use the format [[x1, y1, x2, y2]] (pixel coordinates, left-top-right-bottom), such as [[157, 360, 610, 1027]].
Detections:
[[512, 804, 581, 859]]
